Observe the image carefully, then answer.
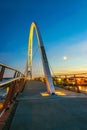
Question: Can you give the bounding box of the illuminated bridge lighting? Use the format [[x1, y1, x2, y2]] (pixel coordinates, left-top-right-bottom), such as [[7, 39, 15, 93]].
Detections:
[[55, 90, 66, 96], [41, 92, 50, 97]]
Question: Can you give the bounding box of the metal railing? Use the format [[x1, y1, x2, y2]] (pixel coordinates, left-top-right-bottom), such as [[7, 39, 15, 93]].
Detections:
[[0, 77, 25, 110], [0, 77, 26, 130], [0, 63, 26, 129], [0, 63, 25, 109], [53, 73, 87, 93], [0, 63, 25, 81], [34, 73, 87, 94]]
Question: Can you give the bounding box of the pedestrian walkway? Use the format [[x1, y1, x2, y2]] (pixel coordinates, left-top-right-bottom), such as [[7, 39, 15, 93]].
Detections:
[[10, 81, 87, 130]]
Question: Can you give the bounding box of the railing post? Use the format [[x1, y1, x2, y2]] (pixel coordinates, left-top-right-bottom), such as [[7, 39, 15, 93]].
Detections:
[[3, 84, 15, 109], [16, 72, 20, 77], [17, 72, 20, 77], [74, 75, 80, 93], [14, 71, 20, 78], [14, 71, 17, 78], [0, 66, 5, 81], [65, 75, 67, 86]]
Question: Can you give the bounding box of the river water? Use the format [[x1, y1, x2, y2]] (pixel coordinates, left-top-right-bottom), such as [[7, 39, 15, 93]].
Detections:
[[0, 78, 13, 100]]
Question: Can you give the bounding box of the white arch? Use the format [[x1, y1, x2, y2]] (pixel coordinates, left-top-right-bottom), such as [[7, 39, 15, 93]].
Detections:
[[28, 22, 55, 94]]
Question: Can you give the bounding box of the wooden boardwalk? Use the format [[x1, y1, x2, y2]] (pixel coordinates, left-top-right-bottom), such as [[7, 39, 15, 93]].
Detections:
[[9, 80, 87, 130]]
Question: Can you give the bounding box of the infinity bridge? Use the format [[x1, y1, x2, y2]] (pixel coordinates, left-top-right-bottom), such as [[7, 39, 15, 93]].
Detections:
[[0, 22, 87, 130]]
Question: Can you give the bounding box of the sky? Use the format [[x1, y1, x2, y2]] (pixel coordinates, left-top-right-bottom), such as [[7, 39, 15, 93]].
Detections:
[[0, 0, 87, 76]]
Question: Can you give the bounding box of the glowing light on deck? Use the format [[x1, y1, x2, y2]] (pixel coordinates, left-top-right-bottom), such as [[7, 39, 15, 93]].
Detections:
[[41, 90, 66, 96], [55, 90, 66, 96], [41, 92, 50, 96]]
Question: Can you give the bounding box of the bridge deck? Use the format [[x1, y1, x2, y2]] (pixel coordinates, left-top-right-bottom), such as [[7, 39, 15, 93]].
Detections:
[[9, 80, 87, 130]]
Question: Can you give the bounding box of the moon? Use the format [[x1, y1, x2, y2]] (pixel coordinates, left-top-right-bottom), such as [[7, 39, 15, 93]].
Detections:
[[63, 56, 68, 60]]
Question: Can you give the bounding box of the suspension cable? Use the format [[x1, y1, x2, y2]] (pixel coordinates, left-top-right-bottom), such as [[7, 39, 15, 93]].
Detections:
[[49, 63, 56, 77], [32, 47, 39, 61]]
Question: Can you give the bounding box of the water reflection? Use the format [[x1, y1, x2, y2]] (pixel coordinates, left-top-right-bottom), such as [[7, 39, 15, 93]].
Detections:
[[0, 78, 13, 101]]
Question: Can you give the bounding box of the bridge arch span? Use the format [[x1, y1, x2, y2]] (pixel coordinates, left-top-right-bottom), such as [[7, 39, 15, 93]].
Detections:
[[28, 22, 55, 94]]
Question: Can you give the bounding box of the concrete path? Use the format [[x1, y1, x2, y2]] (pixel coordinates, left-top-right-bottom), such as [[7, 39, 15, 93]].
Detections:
[[10, 81, 87, 130]]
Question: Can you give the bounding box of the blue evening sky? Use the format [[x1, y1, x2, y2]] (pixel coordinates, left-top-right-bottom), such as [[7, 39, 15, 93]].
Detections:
[[0, 0, 87, 75]]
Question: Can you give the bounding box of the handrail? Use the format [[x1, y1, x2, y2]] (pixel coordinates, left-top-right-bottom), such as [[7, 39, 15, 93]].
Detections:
[[0, 63, 26, 119], [36, 73, 87, 93], [0, 63, 24, 76], [0, 63, 25, 81], [53, 73, 87, 93], [0, 77, 23, 88], [0, 76, 26, 129], [55, 72, 87, 77], [0, 77, 26, 111]]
